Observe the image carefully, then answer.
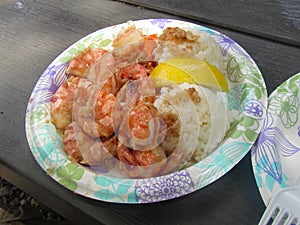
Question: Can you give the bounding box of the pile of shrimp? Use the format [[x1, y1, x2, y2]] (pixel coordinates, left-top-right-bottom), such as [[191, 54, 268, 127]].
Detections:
[[51, 26, 193, 178]]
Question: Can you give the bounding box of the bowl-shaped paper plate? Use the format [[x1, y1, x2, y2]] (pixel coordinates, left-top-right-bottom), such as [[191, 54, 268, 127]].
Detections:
[[252, 72, 300, 205], [25, 19, 267, 203]]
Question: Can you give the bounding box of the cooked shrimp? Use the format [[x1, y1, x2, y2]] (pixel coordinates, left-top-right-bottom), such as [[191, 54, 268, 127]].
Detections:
[[70, 57, 121, 139], [66, 47, 108, 77], [86, 52, 118, 92], [128, 101, 158, 139], [119, 63, 147, 80], [132, 147, 166, 166], [94, 91, 119, 137], [112, 25, 158, 65], [117, 144, 166, 167], [51, 76, 80, 130], [141, 34, 158, 61], [75, 86, 120, 138], [63, 122, 118, 165], [100, 135, 118, 158], [52, 27, 168, 176], [114, 63, 152, 103], [62, 122, 84, 163], [113, 25, 145, 48], [82, 134, 118, 165], [117, 144, 139, 166], [117, 144, 167, 178], [140, 61, 158, 75], [116, 77, 156, 110], [117, 78, 166, 151], [137, 76, 156, 103]]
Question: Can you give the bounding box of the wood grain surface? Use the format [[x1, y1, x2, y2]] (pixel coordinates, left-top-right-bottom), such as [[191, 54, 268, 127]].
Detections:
[[0, 0, 300, 225], [119, 0, 300, 47]]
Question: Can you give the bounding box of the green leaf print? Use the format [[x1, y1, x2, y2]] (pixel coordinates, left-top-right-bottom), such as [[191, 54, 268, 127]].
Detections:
[[58, 177, 77, 191], [289, 83, 299, 95], [77, 43, 86, 52], [253, 86, 262, 99], [67, 48, 79, 55], [58, 32, 113, 64], [56, 163, 84, 191], [228, 116, 259, 142], [269, 92, 299, 128], [289, 74, 300, 95], [244, 129, 258, 142], [59, 55, 73, 64], [277, 87, 288, 94], [90, 39, 112, 49], [227, 56, 256, 83], [98, 39, 112, 47], [240, 81, 262, 100], [246, 73, 261, 86], [81, 35, 93, 44]]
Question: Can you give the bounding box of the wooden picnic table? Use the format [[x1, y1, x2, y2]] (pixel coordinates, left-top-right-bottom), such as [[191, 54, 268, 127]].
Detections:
[[0, 0, 299, 224]]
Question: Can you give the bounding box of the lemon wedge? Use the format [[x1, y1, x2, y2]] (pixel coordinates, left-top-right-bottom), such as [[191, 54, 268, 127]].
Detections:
[[150, 58, 228, 92]]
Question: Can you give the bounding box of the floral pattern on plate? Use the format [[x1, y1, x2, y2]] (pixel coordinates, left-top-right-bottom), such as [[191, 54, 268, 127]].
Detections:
[[252, 72, 300, 205], [25, 19, 268, 203]]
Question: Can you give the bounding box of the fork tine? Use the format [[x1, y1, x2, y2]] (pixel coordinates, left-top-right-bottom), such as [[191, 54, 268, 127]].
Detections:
[[259, 185, 300, 225], [272, 207, 284, 225], [258, 205, 280, 225], [273, 210, 298, 225], [284, 215, 296, 225]]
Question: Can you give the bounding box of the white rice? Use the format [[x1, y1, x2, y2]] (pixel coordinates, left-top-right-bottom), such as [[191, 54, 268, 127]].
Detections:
[[154, 83, 233, 165], [154, 27, 226, 76], [153, 26, 237, 166]]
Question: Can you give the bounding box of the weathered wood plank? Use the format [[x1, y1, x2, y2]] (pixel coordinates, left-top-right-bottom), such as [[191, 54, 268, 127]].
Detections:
[[119, 0, 300, 47]]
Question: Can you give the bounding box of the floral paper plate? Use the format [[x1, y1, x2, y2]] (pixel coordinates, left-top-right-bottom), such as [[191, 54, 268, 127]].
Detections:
[[25, 19, 267, 203], [252, 72, 300, 205]]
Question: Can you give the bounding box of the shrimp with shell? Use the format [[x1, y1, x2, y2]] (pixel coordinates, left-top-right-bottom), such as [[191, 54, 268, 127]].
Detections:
[[51, 25, 181, 178], [112, 25, 158, 65], [116, 77, 167, 171], [62, 121, 118, 165], [51, 48, 109, 130], [51, 76, 81, 130], [66, 47, 108, 77]]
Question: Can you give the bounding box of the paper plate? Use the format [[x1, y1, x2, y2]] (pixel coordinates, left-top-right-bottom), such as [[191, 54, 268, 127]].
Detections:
[[252, 72, 300, 205], [25, 19, 267, 203]]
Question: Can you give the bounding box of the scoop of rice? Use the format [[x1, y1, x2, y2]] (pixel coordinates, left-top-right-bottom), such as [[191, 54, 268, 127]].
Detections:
[[154, 83, 231, 166], [152, 26, 234, 166], [154, 27, 226, 76]]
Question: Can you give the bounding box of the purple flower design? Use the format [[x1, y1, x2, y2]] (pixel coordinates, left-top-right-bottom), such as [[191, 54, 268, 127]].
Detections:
[[252, 114, 300, 183], [27, 63, 68, 112], [135, 170, 194, 203], [214, 33, 250, 57], [151, 19, 172, 29], [244, 99, 265, 119], [35, 63, 68, 94]]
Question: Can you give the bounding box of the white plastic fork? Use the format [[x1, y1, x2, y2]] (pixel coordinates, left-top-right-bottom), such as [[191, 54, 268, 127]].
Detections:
[[258, 184, 300, 225]]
